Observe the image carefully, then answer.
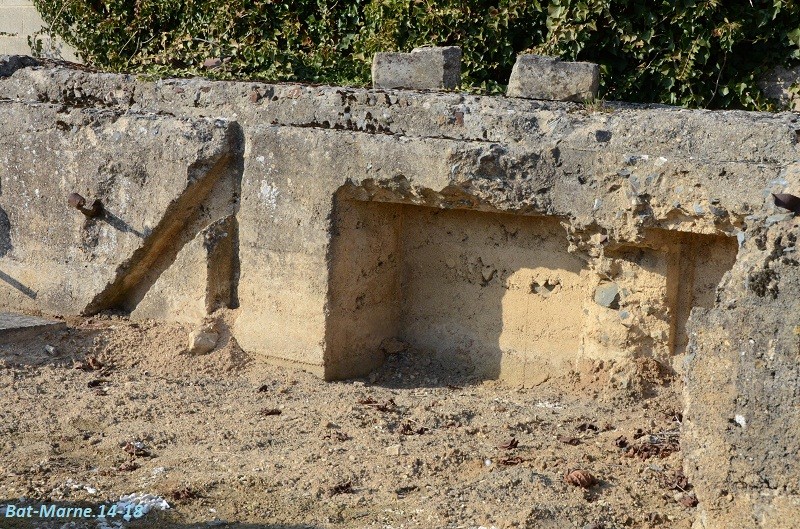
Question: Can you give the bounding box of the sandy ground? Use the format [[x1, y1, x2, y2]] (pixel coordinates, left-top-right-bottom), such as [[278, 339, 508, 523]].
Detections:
[[0, 314, 696, 529]]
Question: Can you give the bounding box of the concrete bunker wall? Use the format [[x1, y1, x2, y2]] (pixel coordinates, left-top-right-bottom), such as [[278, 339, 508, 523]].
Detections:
[[0, 100, 242, 321], [327, 192, 737, 384], [3, 57, 800, 528]]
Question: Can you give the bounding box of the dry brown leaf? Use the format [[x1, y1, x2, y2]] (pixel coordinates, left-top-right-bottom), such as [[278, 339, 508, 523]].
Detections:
[[565, 469, 597, 488]]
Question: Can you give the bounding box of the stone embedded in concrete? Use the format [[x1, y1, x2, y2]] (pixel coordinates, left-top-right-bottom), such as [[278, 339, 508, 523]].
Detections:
[[0, 101, 239, 317], [0, 312, 65, 343], [593, 282, 620, 308], [372, 46, 461, 90], [507, 54, 599, 102], [581, 232, 737, 364]]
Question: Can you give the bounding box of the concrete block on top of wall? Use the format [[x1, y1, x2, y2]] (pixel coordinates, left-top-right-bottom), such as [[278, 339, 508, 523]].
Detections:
[[507, 54, 599, 102], [372, 46, 461, 90]]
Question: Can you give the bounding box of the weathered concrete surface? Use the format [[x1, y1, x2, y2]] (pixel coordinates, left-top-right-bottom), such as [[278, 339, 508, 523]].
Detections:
[[3, 60, 800, 527], [4, 60, 798, 154], [372, 46, 461, 90], [2, 62, 800, 377], [507, 54, 600, 102], [233, 121, 761, 384], [0, 100, 240, 318], [683, 216, 800, 528]]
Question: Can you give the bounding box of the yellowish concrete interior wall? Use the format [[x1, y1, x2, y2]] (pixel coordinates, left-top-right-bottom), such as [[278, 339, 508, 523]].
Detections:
[[400, 207, 588, 385], [327, 197, 738, 386], [582, 231, 737, 367], [325, 198, 404, 380], [0, 0, 79, 61]]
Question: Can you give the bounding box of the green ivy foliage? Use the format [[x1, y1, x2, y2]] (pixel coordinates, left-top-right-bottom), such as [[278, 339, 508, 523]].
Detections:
[[534, 0, 800, 109], [32, 0, 800, 110]]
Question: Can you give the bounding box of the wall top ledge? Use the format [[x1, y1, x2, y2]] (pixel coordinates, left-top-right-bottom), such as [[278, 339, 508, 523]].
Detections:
[[1, 56, 798, 158]]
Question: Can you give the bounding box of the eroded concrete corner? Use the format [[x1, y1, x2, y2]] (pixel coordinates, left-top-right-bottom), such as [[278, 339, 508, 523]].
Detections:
[[684, 218, 800, 528]]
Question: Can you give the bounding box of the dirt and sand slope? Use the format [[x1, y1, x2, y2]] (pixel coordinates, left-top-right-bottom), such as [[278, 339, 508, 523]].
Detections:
[[0, 315, 694, 529]]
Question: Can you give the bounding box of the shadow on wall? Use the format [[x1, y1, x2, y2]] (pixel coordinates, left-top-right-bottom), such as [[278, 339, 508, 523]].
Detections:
[[99, 209, 145, 238], [0, 207, 11, 257], [399, 206, 588, 386], [325, 197, 588, 385], [325, 189, 738, 386]]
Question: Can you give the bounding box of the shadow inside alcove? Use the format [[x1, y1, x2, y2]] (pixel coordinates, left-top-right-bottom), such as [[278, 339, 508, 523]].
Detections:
[[324, 187, 739, 390]]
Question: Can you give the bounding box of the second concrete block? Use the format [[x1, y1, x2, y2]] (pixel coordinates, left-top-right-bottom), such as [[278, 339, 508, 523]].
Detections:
[[507, 54, 599, 102]]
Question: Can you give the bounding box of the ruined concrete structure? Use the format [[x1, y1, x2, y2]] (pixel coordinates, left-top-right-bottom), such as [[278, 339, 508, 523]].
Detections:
[[1, 55, 799, 527]]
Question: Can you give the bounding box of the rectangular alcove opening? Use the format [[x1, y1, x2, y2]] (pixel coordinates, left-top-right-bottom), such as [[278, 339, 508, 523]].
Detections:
[[325, 196, 739, 384], [561, 229, 738, 371]]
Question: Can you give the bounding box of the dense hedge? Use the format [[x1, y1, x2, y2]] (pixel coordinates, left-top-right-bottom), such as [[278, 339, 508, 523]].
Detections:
[[32, 0, 800, 110]]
